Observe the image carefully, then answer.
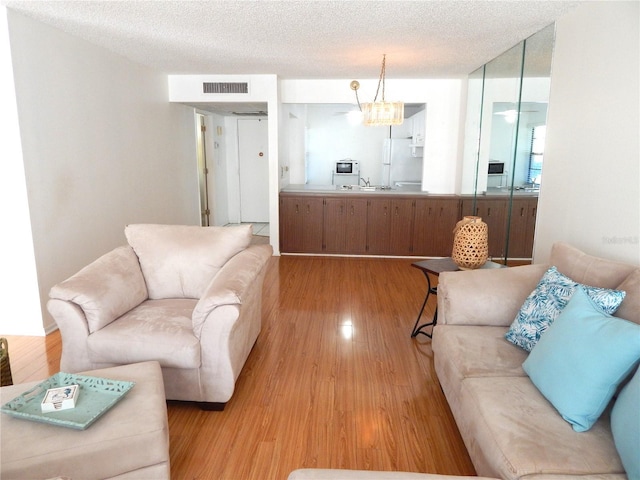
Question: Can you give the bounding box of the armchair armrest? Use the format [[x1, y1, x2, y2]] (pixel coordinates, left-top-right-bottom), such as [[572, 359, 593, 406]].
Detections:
[[192, 244, 272, 337], [437, 263, 548, 327], [48, 246, 148, 334]]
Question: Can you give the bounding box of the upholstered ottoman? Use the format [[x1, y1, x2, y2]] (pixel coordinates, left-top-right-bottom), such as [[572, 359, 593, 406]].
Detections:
[[0, 361, 170, 480]]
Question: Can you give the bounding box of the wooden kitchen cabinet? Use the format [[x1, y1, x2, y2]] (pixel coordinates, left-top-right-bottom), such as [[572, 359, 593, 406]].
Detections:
[[280, 192, 536, 259], [279, 195, 323, 253], [413, 197, 461, 256]]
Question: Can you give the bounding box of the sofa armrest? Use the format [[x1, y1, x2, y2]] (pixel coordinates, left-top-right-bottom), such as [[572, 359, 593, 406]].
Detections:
[[49, 246, 148, 334], [192, 244, 272, 337], [436, 263, 548, 327]]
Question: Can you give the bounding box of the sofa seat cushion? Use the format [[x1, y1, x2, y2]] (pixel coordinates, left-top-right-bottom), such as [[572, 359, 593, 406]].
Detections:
[[459, 376, 624, 479], [88, 299, 200, 369], [433, 325, 528, 383], [125, 224, 252, 299]]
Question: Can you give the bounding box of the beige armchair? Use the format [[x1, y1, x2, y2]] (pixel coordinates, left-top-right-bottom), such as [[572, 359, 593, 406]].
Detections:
[[48, 224, 272, 409]]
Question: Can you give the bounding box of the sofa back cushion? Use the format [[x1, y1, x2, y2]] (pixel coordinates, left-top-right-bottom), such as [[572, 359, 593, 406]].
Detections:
[[550, 242, 636, 288], [50, 246, 148, 333], [615, 268, 640, 325], [125, 224, 252, 299]]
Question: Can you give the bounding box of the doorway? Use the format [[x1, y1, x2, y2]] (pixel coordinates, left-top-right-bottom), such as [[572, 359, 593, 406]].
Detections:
[[238, 118, 269, 223]]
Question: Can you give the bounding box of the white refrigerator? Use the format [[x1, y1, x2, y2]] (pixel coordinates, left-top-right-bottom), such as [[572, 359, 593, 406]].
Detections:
[[382, 139, 423, 187]]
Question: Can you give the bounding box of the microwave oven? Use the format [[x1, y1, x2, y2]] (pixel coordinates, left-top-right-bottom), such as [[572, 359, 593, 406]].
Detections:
[[336, 160, 360, 175], [488, 162, 505, 175]]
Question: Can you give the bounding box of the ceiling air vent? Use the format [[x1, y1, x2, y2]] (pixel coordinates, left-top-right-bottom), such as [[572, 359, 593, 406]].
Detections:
[[232, 111, 268, 116], [203, 82, 249, 94]]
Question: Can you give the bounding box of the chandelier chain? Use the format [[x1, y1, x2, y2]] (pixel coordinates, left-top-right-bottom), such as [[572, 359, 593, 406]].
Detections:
[[373, 54, 386, 103]]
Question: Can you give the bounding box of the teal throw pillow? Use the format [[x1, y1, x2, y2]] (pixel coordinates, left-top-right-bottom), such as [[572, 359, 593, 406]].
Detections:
[[505, 266, 626, 352], [611, 367, 640, 479], [522, 286, 640, 432]]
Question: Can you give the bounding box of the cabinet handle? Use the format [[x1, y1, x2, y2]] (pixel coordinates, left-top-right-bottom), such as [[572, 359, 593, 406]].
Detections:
[[395, 206, 399, 216], [487, 207, 491, 216], [340, 205, 344, 214], [350, 205, 354, 215], [295, 204, 299, 214], [306, 205, 310, 214], [428, 207, 432, 215], [520, 207, 525, 216], [440, 207, 444, 216]]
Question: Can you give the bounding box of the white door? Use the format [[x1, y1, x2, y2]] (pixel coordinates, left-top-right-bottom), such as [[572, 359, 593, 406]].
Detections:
[[238, 118, 269, 222]]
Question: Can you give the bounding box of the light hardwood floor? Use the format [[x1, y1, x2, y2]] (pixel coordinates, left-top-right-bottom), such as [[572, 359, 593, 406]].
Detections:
[[3, 255, 475, 480]]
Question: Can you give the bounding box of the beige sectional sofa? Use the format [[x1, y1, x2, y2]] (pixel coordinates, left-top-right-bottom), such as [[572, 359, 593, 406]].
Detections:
[[433, 242, 639, 479]]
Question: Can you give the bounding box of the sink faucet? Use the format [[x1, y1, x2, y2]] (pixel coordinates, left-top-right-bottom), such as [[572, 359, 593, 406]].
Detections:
[[360, 177, 370, 187]]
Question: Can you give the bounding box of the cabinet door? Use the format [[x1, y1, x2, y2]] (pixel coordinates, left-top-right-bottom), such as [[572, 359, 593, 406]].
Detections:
[[279, 195, 324, 253], [461, 198, 508, 258], [507, 197, 538, 258], [389, 199, 415, 255], [344, 198, 368, 254], [413, 198, 461, 256], [524, 198, 537, 257], [323, 198, 346, 253], [302, 197, 324, 253], [366, 198, 391, 254], [280, 196, 304, 253]]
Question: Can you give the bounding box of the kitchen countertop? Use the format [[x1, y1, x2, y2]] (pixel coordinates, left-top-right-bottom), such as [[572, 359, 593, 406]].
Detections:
[[280, 184, 538, 197], [280, 184, 430, 195]]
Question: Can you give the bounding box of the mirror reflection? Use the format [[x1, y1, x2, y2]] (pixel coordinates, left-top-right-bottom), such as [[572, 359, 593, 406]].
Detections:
[[464, 23, 554, 196], [287, 103, 427, 190]]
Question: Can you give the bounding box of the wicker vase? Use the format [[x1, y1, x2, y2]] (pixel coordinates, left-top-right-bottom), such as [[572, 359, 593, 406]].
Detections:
[[451, 216, 489, 270], [1, 337, 13, 387]]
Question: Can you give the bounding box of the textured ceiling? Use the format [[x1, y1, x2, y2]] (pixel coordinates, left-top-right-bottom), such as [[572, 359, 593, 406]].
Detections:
[[4, 0, 582, 79]]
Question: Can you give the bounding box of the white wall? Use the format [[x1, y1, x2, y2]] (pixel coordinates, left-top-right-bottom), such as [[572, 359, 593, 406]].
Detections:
[[0, 7, 42, 335], [280, 103, 306, 186], [534, 1, 639, 265], [5, 11, 200, 334]]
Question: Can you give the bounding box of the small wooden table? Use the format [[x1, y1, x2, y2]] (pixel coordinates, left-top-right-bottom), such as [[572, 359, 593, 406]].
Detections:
[[410, 257, 504, 338]]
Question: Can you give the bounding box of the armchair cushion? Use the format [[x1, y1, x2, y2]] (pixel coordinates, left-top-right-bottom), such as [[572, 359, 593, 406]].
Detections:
[[125, 224, 252, 299], [49, 246, 148, 333], [87, 299, 200, 369]]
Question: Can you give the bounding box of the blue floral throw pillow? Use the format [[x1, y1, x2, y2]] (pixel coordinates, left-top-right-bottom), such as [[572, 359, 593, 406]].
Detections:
[[505, 266, 626, 351]]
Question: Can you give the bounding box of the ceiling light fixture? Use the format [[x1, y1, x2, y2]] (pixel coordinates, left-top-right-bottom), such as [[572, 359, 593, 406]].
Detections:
[[350, 54, 404, 126]]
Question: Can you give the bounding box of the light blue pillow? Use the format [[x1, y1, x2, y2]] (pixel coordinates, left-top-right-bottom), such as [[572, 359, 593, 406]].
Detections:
[[506, 266, 626, 352], [522, 286, 640, 432], [611, 367, 640, 479]]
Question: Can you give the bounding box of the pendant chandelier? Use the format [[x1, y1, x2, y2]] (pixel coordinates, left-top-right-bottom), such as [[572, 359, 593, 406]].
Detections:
[[350, 54, 404, 126]]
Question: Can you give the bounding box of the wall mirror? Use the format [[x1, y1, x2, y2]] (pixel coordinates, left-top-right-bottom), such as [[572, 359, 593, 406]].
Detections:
[[462, 23, 555, 261]]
